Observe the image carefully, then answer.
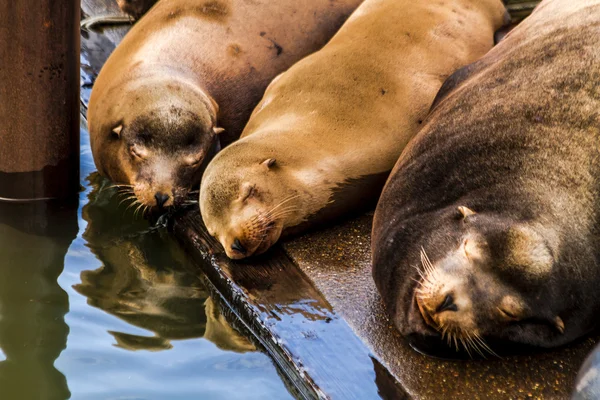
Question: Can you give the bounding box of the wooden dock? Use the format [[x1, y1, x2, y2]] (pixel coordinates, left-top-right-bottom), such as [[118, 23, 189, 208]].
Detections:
[[80, 1, 600, 398]]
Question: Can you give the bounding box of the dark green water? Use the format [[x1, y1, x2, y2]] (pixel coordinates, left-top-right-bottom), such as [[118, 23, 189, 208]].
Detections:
[[0, 123, 293, 399]]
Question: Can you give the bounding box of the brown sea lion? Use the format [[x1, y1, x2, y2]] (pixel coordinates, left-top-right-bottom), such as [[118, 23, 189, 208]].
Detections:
[[371, 0, 600, 356], [200, 0, 508, 259], [87, 0, 364, 210]]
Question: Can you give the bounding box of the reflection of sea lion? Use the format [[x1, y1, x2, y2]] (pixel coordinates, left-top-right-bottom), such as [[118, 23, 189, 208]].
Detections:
[[88, 0, 364, 210], [200, 0, 507, 259], [372, 0, 600, 356], [74, 238, 209, 346], [76, 174, 255, 352], [204, 297, 255, 353]]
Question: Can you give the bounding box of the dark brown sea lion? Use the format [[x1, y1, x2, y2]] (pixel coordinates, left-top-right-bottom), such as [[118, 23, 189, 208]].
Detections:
[[372, 0, 600, 356], [87, 0, 364, 210], [200, 0, 507, 259]]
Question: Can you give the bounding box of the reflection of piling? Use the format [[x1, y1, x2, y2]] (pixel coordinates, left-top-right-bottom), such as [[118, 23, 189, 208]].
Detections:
[[0, 1, 80, 201]]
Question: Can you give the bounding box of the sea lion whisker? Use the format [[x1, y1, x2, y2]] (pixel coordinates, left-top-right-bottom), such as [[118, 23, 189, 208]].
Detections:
[[119, 195, 137, 206], [461, 336, 474, 358], [125, 200, 140, 212], [266, 194, 301, 216], [265, 205, 299, 219], [473, 333, 499, 358], [465, 331, 485, 358], [265, 208, 297, 220], [134, 202, 145, 218]]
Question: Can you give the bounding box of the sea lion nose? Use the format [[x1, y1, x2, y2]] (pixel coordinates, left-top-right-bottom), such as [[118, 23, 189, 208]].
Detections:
[[435, 294, 458, 313], [155, 192, 170, 208], [231, 238, 247, 255]]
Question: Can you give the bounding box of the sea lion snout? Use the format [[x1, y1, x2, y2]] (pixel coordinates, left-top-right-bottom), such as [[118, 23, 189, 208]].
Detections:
[[416, 248, 478, 337]]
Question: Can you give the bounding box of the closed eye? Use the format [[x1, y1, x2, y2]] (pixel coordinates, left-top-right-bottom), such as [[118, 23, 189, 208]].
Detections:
[[497, 307, 520, 321], [130, 145, 145, 160], [185, 152, 204, 167], [242, 185, 255, 201]]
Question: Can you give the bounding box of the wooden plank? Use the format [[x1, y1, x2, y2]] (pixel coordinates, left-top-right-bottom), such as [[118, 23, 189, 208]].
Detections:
[[171, 210, 408, 400]]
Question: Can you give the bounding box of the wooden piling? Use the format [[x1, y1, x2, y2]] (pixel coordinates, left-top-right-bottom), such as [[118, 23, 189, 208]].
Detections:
[[0, 1, 80, 201]]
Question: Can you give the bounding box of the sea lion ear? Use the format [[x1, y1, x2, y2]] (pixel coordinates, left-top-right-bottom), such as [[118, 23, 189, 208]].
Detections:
[[213, 127, 225, 135], [458, 206, 476, 219], [112, 125, 123, 138], [262, 158, 276, 169], [553, 316, 565, 334]]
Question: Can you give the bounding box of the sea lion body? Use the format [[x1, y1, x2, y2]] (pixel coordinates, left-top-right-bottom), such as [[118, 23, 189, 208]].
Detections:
[[88, 0, 363, 209], [200, 0, 507, 259], [372, 0, 600, 355]]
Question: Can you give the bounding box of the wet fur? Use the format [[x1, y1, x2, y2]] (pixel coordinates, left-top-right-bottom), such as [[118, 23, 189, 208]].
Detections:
[[200, 0, 507, 258], [372, 0, 600, 351]]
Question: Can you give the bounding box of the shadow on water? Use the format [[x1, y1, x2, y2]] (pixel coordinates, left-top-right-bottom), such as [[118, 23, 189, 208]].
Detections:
[[0, 199, 78, 400], [74, 172, 256, 353]]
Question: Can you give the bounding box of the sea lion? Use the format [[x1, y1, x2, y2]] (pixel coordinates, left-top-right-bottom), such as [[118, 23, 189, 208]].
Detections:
[[200, 0, 507, 259], [371, 0, 600, 356], [87, 0, 364, 210]]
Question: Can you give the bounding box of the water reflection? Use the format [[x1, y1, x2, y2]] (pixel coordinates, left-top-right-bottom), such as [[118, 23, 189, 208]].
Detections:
[[0, 199, 78, 400], [75, 173, 255, 353]]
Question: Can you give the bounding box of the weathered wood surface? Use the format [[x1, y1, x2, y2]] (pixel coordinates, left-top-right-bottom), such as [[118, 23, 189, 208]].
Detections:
[[172, 210, 408, 400]]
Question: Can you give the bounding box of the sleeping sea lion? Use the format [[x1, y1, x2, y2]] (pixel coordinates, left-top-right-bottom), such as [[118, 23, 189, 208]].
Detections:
[[88, 0, 364, 210], [371, 0, 600, 356], [200, 0, 507, 259]]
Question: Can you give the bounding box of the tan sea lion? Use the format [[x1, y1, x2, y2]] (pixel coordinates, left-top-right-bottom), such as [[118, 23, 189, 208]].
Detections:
[[200, 0, 508, 259], [371, 0, 600, 356], [87, 0, 364, 210]]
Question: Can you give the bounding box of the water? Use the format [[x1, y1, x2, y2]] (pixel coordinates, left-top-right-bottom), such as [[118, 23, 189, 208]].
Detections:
[[0, 122, 294, 399]]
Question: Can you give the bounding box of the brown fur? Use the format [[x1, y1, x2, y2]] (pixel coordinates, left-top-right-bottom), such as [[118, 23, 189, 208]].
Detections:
[[88, 0, 364, 209], [372, 0, 600, 354], [200, 0, 507, 259]]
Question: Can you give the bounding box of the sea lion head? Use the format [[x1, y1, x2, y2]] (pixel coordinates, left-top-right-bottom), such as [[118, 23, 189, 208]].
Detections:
[[200, 142, 302, 259], [92, 77, 223, 211], [401, 206, 566, 356]]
